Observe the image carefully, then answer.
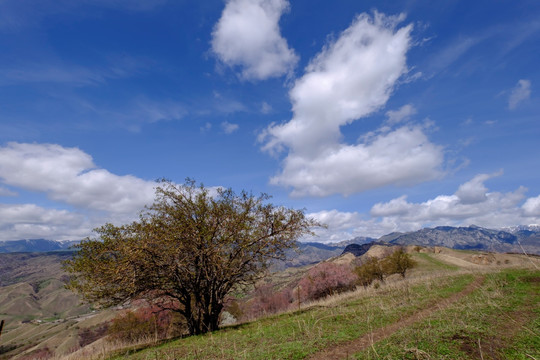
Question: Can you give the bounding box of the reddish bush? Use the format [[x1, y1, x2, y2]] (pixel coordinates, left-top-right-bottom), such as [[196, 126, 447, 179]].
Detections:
[[107, 305, 181, 343], [78, 323, 108, 347], [243, 284, 293, 320], [297, 262, 357, 302]]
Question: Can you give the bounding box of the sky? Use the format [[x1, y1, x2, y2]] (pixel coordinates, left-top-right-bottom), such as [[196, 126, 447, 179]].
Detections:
[[0, 0, 539, 243]]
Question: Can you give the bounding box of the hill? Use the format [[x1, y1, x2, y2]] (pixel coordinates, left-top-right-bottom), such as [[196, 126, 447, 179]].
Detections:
[[68, 247, 539, 360], [0, 252, 116, 360]]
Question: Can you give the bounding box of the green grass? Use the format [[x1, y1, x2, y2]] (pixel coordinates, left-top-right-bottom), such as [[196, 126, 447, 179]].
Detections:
[[354, 269, 540, 359], [413, 252, 460, 271], [109, 274, 474, 360]]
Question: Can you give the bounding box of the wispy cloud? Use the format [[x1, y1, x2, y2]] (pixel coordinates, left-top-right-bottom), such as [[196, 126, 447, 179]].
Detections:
[[0, 0, 167, 31], [508, 79, 531, 109], [221, 121, 239, 134]]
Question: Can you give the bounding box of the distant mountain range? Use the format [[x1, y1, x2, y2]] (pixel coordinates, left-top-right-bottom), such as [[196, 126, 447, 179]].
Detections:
[[0, 239, 79, 253], [380, 225, 540, 255], [1, 224, 538, 257]]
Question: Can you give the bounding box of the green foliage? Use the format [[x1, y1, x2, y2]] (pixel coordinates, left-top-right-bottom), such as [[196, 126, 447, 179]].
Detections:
[[355, 249, 416, 287], [382, 248, 417, 278], [355, 256, 385, 287], [64, 179, 320, 336]]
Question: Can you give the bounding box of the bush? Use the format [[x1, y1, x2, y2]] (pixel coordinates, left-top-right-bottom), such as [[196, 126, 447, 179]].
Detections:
[[78, 324, 108, 347], [382, 248, 416, 277], [244, 284, 292, 319], [107, 305, 180, 343], [298, 262, 357, 301], [355, 249, 416, 287], [355, 256, 385, 287]]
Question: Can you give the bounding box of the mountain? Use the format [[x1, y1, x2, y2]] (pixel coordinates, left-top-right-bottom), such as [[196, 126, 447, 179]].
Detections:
[[0, 239, 79, 253], [342, 242, 391, 257], [383, 225, 540, 254]]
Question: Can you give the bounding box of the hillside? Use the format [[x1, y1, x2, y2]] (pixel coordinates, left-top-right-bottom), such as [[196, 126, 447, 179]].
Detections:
[[1, 241, 539, 359], [0, 252, 115, 360], [61, 248, 539, 360]]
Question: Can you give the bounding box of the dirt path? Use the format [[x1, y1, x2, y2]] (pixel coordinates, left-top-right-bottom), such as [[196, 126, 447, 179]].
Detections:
[[307, 275, 486, 360]]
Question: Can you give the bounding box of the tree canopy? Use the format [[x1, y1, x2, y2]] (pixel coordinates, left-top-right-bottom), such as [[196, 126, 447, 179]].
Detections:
[[64, 180, 320, 335]]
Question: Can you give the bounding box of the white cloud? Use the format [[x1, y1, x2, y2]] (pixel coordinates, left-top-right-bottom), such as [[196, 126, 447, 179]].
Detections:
[[260, 12, 443, 197], [455, 171, 502, 204], [307, 173, 540, 242], [221, 121, 239, 134], [0, 142, 156, 214], [371, 173, 533, 228], [0, 203, 92, 241], [508, 79, 531, 109], [270, 125, 444, 197], [385, 104, 416, 125], [211, 0, 298, 80], [523, 195, 540, 216]]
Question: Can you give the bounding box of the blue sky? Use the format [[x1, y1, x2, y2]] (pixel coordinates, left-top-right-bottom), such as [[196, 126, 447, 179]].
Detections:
[[0, 0, 539, 242]]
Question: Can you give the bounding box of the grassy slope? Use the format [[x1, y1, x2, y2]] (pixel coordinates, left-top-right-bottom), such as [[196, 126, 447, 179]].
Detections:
[[357, 269, 539, 359], [103, 251, 539, 360]]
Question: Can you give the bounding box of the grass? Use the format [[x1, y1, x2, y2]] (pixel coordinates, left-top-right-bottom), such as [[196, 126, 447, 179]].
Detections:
[[104, 273, 474, 360], [354, 269, 540, 359], [413, 252, 460, 271]]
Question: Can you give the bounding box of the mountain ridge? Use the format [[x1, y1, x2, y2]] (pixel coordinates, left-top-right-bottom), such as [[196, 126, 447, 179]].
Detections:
[[1, 224, 538, 255]]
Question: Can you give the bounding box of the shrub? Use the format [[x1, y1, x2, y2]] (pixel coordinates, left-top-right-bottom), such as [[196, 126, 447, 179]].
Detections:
[[356, 256, 386, 285], [107, 305, 179, 343], [244, 284, 292, 319], [298, 262, 357, 301], [78, 324, 108, 347], [382, 248, 416, 278]]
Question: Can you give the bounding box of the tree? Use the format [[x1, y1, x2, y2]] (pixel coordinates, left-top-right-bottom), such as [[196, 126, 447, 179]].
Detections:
[[382, 248, 416, 278], [354, 256, 386, 287], [64, 180, 319, 335]]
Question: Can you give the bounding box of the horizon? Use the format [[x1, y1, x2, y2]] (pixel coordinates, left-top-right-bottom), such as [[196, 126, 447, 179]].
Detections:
[[2, 223, 539, 245], [0, 0, 539, 242]]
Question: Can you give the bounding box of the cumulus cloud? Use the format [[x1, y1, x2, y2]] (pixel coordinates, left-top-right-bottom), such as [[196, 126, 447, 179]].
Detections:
[[508, 79, 531, 109], [306, 173, 540, 242], [455, 171, 502, 204], [522, 195, 540, 216], [211, 0, 298, 80], [0, 142, 156, 214], [260, 12, 443, 197], [271, 125, 443, 197], [221, 121, 239, 134], [371, 173, 534, 229]]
